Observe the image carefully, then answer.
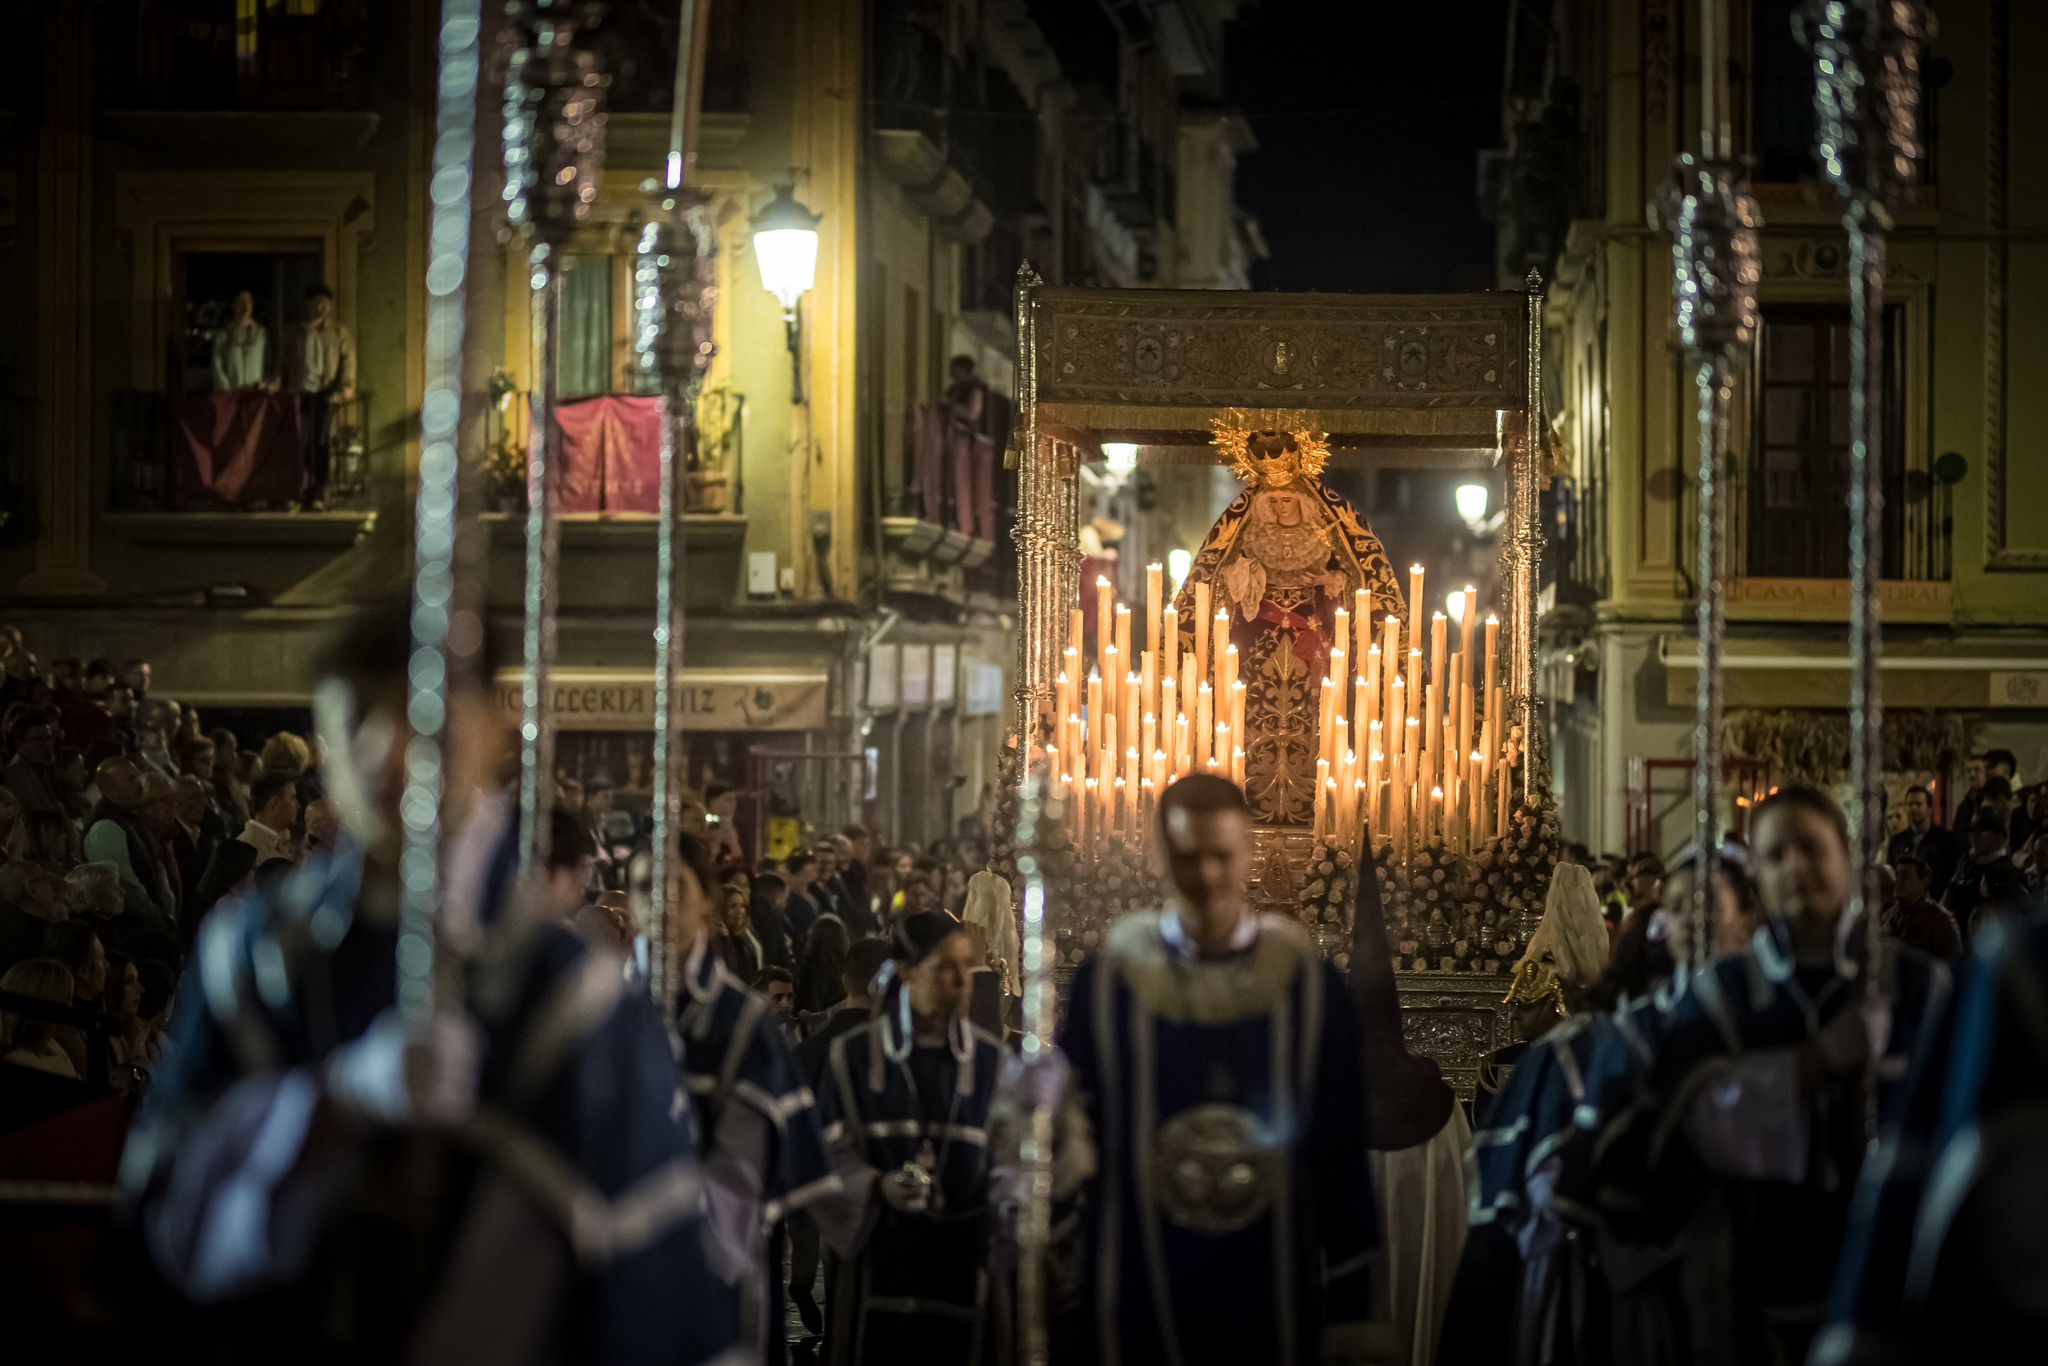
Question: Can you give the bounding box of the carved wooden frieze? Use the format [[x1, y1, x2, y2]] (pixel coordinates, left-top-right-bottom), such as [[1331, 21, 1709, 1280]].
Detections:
[[1032, 288, 1531, 412]]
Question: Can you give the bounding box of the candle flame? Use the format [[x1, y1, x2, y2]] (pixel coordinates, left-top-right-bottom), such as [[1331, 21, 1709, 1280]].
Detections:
[[1433, 611, 1446, 621], [1486, 613, 1499, 624], [1411, 563, 1425, 573], [1087, 669, 1100, 683], [1097, 575, 1110, 587]]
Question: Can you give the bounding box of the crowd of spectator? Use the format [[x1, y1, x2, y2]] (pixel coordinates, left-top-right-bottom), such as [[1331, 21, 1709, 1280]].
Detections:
[[2, 629, 344, 1103]]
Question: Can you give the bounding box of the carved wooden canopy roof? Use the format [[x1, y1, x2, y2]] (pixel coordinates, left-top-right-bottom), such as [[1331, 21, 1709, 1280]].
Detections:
[[1028, 286, 1535, 455]]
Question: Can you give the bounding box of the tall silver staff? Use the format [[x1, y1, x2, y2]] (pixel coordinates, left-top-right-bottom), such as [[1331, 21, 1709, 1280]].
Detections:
[[1802, 0, 1928, 996], [1011, 775, 1068, 1366], [1658, 0, 1758, 973], [503, 0, 607, 878], [397, 0, 488, 1026], [635, 0, 714, 1009]]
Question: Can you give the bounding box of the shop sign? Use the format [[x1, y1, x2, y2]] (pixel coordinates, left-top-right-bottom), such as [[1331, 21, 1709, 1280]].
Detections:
[[1989, 671, 2048, 708], [493, 669, 829, 732]]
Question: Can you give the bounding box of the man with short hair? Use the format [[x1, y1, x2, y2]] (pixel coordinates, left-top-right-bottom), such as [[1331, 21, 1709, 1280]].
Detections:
[[833, 828, 877, 936], [1885, 855, 1960, 960], [756, 965, 799, 1036], [136, 697, 182, 778], [1942, 810, 2012, 931], [1887, 782, 1961, 890], [238, 771, 301, 865], [1057, 774, 1381, 1365], [286, 282, 356, 507], [3, 709, 74, 850], [83, 757, 176, 925]]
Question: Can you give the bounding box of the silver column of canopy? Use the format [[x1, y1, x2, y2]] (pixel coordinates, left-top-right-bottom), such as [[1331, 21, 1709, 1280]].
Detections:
[[1011, 775, 1068, 1366], [635, 0, 713, 1011], [1802, 0, 1928, 992], [397, 0, 487, 1027], [503, 0, 607, 879], [1657, 0, 1758, 972]]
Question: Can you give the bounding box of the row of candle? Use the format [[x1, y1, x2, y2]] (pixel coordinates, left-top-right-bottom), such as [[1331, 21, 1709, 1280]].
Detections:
[[1309, 561, 1517, 862], [1032, 560, 1521, 858]]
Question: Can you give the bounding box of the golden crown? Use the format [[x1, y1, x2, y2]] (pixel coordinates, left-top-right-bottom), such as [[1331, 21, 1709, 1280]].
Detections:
[[1210, 408, 1332, 486]]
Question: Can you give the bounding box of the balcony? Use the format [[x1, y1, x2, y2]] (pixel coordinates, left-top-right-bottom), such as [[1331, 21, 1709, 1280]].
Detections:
[[881, 396, 1014, 607], [870, 10, 995, 243], [111, 389, 373, 516], [101, 0, 371, 112]]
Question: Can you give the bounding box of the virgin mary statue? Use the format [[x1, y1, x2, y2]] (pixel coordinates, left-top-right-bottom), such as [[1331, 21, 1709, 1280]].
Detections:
[[1172, 411, 1406, 827]]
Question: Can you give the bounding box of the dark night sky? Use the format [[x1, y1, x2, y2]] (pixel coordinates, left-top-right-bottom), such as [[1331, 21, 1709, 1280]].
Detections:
[[1225, 0, 1508, 293]]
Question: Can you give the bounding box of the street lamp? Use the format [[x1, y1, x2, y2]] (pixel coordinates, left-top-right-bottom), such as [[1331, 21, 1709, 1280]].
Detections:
[[1454, 481, 1490, 527], [1100, 441, 1139, 491], [751, 181, 821, 403]]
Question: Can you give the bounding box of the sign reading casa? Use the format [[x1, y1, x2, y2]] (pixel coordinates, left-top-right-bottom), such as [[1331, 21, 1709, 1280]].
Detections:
[[493, 670, 830, 732]]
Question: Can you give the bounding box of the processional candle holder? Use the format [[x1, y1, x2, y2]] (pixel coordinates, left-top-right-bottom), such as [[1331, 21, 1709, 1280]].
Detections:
[[1653, 0, 1760, 972], [1801, 0, 1928, 998], [396, 0, 488, 1027], [1011, 773, 1072, 1366], [635, 176, 716, 1010], [503, 0, 607, 877]]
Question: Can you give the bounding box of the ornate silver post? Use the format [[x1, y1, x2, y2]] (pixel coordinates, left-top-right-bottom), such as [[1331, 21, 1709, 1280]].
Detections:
[[1515, 269, 1548, 802], [1658, 0, 1760, 974], [397, 0, 488, 1028], [635, 0, 713, 1012], [1010, 262, 1051, 775], [1657, 145, 1757, 971], [503, 0, 606, 878], [1011, 774, 1068, 1365], [1803, 0, 1928, 996]]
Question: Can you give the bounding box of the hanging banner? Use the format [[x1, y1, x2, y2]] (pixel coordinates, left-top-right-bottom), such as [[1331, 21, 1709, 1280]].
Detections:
[[494, 669, 829, 732]]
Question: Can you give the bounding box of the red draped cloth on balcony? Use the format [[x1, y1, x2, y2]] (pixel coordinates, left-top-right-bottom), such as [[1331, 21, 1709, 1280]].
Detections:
[[554, 395, 664, 514], [172, 392, 305, 508]]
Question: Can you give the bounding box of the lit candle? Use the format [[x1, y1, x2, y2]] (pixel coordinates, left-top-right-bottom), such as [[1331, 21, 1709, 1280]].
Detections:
[[1431, 785, 1446, 849], [1429, 612, 1448, 722], [1319, 677, 1339, 772], [1223, 643, 1240, 712], [1069, 607, 1084, 663], [1141, 711, 1157, 782], [1095, 576, 1113, 683], [1161, 606, 1179, 707], [1125, 745, 1140, 831], [1086, 668, 1102, 746], [1420, 680, 1439, 842], [1363, 644, 1381, 737], [1367, 743, 1384, 833], [1381, 616, 1402, 745], [1467, 749, 1485, 850], [1233, 745, 1247, 787], [1114, 604, 1132, 687], [1332, 608, 1350, 680], [1192, 582, 1212, 692], [1353, 671, 1372, 751], [1459, 585, 1478, 664], [1407, 563, 1425, 631], [1161, 675, 1178, 759], [1213, 721, 1230, 772], [1195, 682, 1213, 769], [1124, 670, 1141, 765], [1482, 613, 1500, 708], [1145, 563, 1164, 651], [1314, 757, 1331, 841], [1354, 587, 1372, 662], [1404, 715, 1422, 850], [1103, 646, 1119, 741], [1140, 650, 1157, 737], [1230, 680, 1247, 764]]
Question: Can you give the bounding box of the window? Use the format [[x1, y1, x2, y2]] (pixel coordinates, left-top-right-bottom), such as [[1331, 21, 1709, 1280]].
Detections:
[[1746, 303, 1906, 579], [1753, 0, 1817, 182], [174, 246, 324, 393], [557, 253, 616, 400]]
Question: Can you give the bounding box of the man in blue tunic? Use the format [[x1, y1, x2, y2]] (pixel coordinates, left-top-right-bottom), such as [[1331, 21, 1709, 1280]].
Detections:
[[120, 603, 739, 1365], [1057, 773, 1382, 1366]]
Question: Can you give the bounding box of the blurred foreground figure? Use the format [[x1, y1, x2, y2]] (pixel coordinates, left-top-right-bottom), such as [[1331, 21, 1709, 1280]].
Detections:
[[1056, 774, 1383, 1366], [119, 604, 738, 1364], [648, 835, 834, 1363], [1465, 787, 1950, 1366], [1813, 901, 2048, 1365]]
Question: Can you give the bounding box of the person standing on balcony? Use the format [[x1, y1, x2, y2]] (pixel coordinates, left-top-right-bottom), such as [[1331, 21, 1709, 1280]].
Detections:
[[287, 282, 356, 509], [209, 289, 271, 392]]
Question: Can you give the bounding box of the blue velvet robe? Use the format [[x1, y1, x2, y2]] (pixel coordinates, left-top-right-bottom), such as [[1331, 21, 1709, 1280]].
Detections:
[[814, 1016, 1006, 1365], [1465, 917, 1951, 1366], [673, 936, 835, 1360], [1057, 909, 1377, 1366], [125, 839, 740, 1365], [1813, 905, 2048, 1366]]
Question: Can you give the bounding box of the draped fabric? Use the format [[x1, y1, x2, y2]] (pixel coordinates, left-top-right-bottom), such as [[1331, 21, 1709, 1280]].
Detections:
[[173, 391, 306, 508], [554, 395, 665, 514], [556, 254, 615, 402]]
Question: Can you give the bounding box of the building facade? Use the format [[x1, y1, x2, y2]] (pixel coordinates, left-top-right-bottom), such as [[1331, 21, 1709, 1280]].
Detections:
[[0, 0, 1260, 854], [1489, 0, 2048, 854]]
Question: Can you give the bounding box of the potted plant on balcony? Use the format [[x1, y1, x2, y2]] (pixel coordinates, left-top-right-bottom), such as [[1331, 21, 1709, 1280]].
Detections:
[[689, 383, 742, 514], [484, 367, 525, 511]]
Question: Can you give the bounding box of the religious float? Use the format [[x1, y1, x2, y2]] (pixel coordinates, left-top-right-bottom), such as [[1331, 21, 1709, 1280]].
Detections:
[[999, 275, 1555, 1096]]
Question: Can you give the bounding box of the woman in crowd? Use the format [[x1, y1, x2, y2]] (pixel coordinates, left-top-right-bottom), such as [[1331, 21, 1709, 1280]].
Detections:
[[813, 910, 1006, 1365], [0, 958, 81, 1079], [798, 914, 851, 1016]]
